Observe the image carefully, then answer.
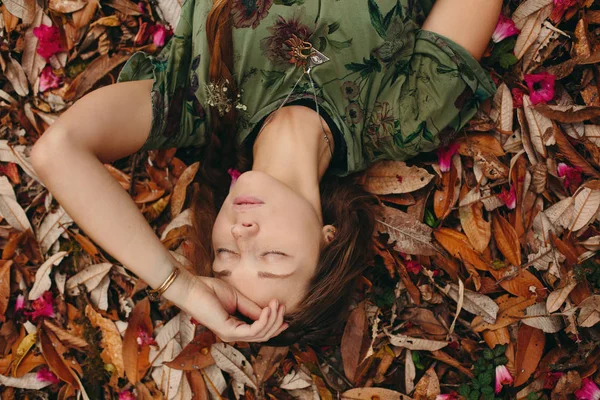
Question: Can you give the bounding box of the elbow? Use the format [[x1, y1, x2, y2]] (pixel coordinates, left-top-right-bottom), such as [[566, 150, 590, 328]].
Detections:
[[30, 127, 68, 178]]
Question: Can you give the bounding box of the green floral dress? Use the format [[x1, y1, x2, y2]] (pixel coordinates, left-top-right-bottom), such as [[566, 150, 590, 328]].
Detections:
[[116, 0, 496, 176]]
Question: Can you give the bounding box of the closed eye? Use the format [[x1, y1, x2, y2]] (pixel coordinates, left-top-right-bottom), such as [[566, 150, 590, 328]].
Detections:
[[216, 248, 238, 255], [262, 251, 288, 257]]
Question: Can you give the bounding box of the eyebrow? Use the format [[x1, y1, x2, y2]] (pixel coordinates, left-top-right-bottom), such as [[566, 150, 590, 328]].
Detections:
[[213, 270, 295, 279]]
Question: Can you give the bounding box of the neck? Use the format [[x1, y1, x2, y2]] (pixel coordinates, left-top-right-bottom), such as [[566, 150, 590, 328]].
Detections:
[[251, 106, 334, 218]]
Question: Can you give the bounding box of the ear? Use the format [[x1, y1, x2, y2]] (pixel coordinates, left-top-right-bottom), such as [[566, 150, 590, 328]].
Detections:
[[321, 225, 337, 244]]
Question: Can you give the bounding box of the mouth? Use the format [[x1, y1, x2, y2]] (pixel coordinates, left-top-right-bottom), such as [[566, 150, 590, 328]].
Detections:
[[233, 196, 264, 205], [232, 196, 264, 211]]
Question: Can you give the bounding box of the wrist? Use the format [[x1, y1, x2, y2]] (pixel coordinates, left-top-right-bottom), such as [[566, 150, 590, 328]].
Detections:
[[161, 264, 192, 304]]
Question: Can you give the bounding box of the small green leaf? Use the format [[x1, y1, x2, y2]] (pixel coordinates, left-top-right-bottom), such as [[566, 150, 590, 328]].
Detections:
[[483, 349, 494, 360], [480, 371, 493, 386], [424, 209, 439, 229], [494, 356, 508, 366], [459, 384, 471, 397], [468, 390, 480, 400], [493, 345, 507, 357]]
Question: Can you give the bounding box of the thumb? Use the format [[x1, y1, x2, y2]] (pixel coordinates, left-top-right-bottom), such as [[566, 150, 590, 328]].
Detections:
[[235, 290, 263, 321]]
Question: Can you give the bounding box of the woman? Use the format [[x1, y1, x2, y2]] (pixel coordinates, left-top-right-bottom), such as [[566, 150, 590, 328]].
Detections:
[[31, 0, 502, 345]]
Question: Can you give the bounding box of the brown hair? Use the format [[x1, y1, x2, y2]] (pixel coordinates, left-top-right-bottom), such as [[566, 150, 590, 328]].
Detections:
[[187, 0, 378, 346]]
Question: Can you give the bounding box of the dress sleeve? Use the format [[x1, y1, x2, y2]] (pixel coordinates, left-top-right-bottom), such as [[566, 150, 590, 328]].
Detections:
[[116, 0, 206, 152], [365, 26, 497, 162]]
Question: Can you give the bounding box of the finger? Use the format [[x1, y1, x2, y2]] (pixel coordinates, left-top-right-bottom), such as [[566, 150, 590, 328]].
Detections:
[[261, 304, 286, 340], [254, 299, 279, 338], [272, 321, 290, 338], [233, 303, 272, 339], [235, 290, 262, 321]]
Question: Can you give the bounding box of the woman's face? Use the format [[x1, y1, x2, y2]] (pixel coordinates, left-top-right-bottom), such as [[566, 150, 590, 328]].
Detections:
[[211, 171, 325, 312]]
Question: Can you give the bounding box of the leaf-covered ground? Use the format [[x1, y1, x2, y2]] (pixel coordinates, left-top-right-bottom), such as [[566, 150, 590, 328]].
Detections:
[[1, 0, 600, 399]]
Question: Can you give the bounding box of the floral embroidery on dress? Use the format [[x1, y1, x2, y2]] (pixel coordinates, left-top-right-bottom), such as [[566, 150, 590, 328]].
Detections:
[[231, 0, 274, 29], [260, 11, 313, 65]]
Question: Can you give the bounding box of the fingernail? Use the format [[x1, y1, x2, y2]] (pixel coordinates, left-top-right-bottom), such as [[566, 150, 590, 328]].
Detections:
[[282, 323, 289, 330]]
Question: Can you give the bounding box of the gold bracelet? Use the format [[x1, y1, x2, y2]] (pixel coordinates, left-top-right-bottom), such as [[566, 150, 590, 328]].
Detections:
[[146, 266, 181, 302]]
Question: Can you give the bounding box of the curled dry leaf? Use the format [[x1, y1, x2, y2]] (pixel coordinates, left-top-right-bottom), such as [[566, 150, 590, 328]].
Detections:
[[459, 186, 491, 253], [65, 262, 112, 296], [546, 279, 578, 313], [85, 304, 125, 379], [341, 388, 412, 400], [522, 302, 565, 333], [570, 187, 600, 232], [471, 295, 537, 332], [210, 343, 258, 390], [170, 161, 199, 218], [375, 206, 437, 256], [383, 327, 448, 351], [413, 365, 440, 400], [341, 301, 369, 383], [444, 283, 499, 324], [434, 155, 461, 220], [29, 251, 68, 300], [576, 295, 600, 327], [492, 212, 522, 266], [252, 345, 289, 385], [363, 161, 433, 194]]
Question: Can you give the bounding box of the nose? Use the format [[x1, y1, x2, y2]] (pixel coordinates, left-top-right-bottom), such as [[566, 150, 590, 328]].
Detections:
[[231, 222, 259, 239]]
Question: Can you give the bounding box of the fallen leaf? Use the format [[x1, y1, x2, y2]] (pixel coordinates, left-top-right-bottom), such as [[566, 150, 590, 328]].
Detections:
[[514, 324, 545, 387], [210, 343, 257, 390], [363, 161, 434, 194], [376, 206, 437, 256]]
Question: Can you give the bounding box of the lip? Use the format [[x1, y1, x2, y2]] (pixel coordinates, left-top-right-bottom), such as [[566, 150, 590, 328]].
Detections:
[[233, 196, 264, 205], [232, 203, 263, 211]]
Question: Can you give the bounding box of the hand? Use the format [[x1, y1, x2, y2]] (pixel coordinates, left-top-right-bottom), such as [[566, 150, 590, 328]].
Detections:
[[166, 270, 288, 343]]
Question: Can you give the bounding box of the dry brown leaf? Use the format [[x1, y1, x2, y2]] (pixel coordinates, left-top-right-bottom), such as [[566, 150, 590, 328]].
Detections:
[[554, 122, 600, 179], [577, 295, 600, 327], [471, 295, 537, 332], [63, 52, 130, 101], [0, 261, 11, 321], [434, 156, 461, 220], [375, 206, 437, 256], [456, 133, 505, 157], [383, 328, 448, 351], [363, 161, 433, 195], [570, 187, 600, 232], [459, 186, 491, 253], [42, 320, 88, 350], [514, 324, 545, 387], [341, 388, 411, 400], [85, 304, 126, 380], [413, 365, 440, 400], [251, 345, 288, 385], [121, 299, 152, 385], [170, 161, 199, 218], [434, 228, 489, 271], [492, 213, 522, 266], [514, 5, 553, 59], [341, 301, 369, 383]]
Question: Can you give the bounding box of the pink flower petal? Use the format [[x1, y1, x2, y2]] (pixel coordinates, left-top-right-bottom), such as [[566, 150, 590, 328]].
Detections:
[[14, 294, 25, 312], [498, 184, 516, 210], [151, 24, 172, 47], [524, 72, 556, 105], [551, 0, 579, 23], [511, 87, 525, 109], [39, 65, 62, 92], [228, 168, 241, 187], [136, 326, 157, 346], [492, 14, 520, 43], [575, 378, 600, 400], [557, 162, 583, 189], [33, 24, 63, 60], [36, 366, 60, 384], [119, 390, 137, 400], [24, 291, 55, 322], [436, 142, 460, 172], [405, 260, 422, 275], [495, 365, 513, 394]]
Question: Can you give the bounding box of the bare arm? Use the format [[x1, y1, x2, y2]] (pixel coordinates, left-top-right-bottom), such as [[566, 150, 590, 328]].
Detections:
[[31, 79, 286, 342], [30, 80, 191, 301], [421, 0, 503, 61]]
